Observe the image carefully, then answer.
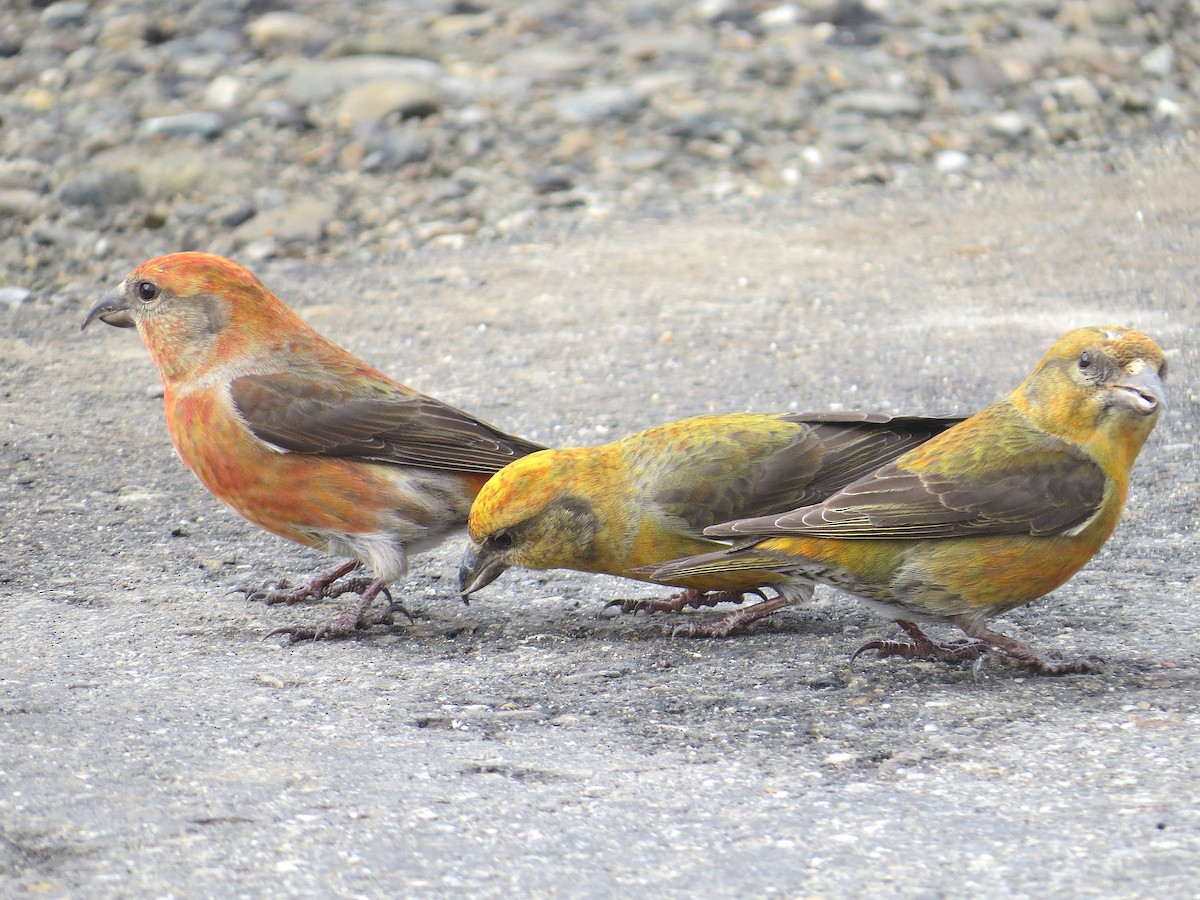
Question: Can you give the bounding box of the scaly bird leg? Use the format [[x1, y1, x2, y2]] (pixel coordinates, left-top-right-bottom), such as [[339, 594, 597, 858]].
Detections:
[[235, 559, 364, 605], [667, 594, 795, 638], [954, 619, 1104, 676], [266, 578, 407, 644], [606, 587, 766, 616], [851, 619, 988, 667]]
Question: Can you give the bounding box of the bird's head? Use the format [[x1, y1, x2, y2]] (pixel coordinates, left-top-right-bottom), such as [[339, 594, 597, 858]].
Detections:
[[459, 450, 601, 598], [1016, 325, 1167, 464], [82, 252, 297, 382]]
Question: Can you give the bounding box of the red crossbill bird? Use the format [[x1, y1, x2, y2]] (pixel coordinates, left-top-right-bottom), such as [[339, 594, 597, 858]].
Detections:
[[648, 326, 1166, 674], [82, 252, 543, 642], [459, 412, 963, 636]]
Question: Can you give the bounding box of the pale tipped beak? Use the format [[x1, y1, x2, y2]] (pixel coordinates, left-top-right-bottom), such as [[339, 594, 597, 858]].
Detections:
[[81, 286, 134, 330], [1111, 364, 1166, 416], [458, 542, 509, 601]]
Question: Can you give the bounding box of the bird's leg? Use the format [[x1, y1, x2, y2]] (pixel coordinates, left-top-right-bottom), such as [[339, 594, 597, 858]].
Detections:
[[851, 619, 988, 667], [666, 594, 794, 638], [266, 578, 403, 644], [606, 587, 765, 616], [957, 620, 1104, 675], [236, 559, 362, 605]]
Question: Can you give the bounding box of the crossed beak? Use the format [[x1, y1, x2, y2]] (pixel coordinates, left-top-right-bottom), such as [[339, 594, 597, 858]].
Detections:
[[1112, 362, 1167, 417], [81, 286, 134, 330], [458, 542, 509, 601]]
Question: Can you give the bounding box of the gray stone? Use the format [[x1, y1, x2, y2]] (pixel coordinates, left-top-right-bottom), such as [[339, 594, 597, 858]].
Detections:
[[429, 12, 495, 40], [246, 12, 334, 53], [1154, 97, 1185, 122], [619, 149, 668, 171], [58, 170, 142, 208], [40, 2, 89, 27], [204, 76, 243, 111], [693, 0, 737, 22], [362, 128, 433, 172], [0, 189, 43, 221], [97, 13, 148, 51], [828, 90, 925, 117], [335, 80, 442, 129], [1140, 45, 1175, 78], [987, 110, 1030, 138], [555, 87, 644, 123], [233, 197, 338, 245], [0, 159, 49, 190], [500, 47, 594, 80], [0, 286, 32, 310], [139, 112, 225, 140], [1089, 0, 1135, 25], [283, 56, 444, 106], [1049, 76, 1102, 108], [89, 147, 255, 198], [947, 57, 1009, 92], [935, 150, 971, 173]]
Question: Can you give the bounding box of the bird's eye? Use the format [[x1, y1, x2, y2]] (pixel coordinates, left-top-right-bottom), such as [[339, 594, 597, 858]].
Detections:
[[1158, 360, 1169, 381], [136, 281, 159, 302], [492, 530, 515, 550], [1078, 350, 1091, 370]]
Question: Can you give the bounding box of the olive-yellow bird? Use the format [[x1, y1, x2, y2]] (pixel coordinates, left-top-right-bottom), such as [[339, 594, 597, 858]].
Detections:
[[460, 412, 962, 636], [649, 326, 1166, 673]]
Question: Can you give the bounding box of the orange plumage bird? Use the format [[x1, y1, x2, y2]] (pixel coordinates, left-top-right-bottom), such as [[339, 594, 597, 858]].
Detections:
[[649, 326, 1166, 673], [82, 252, 543, 641], [459, 412, 962, 636]]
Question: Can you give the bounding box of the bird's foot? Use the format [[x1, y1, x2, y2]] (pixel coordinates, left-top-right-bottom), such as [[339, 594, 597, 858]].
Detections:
[[966, 624, 1104, 675], [851, 620, 988, 667], [606, 587, 765, 616], [235, 559, 361, 606], [266, 579, 399, 644], [667, 595, 793, 638]]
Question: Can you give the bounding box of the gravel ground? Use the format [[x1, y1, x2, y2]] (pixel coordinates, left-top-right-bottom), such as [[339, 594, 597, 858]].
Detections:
[[3, 1, 1200, 897], [3, 144, 1199, 896]]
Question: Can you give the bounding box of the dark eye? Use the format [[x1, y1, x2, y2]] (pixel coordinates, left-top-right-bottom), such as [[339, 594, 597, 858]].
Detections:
[[136, 280, 159, 302], [1158, 360, 1169, 381], [1078, 350, 1091, 370], [492, 530, 515, 551]]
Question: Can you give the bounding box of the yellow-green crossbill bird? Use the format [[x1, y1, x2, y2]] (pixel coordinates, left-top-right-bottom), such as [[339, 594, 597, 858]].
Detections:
[[648, 326, 1166, 673], [459, 412, 963, 636]]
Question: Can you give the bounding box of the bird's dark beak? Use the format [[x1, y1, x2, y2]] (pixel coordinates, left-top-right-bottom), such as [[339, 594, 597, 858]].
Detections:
[[1110, 363, 1167, 416], [81, 286, 134, 331], [458, 542, 509, 602]]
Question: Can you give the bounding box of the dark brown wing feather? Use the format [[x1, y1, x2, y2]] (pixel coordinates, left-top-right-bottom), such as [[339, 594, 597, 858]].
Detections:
[[649, 412, 964, 533], [709, 415, 1105, 540], [752, 413, 966, 515], [230, 372, 544, 474]]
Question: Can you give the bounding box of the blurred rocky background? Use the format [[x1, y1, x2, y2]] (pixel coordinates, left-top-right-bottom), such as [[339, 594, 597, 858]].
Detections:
[[0, 0, 1196, 305]]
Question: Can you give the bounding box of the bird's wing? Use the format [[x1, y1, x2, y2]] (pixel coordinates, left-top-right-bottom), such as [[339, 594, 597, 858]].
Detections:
[[710, 418, 1106, 540], [746, 413, 967, 516], [229, 371, 543, 473], [647, 413, 964, 534]]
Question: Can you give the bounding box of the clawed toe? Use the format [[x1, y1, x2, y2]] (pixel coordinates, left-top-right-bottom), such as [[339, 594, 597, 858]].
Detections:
[[663, 594, 793, 639], [852, 619, 1105, 677], [605, 597, 656, 615], [236, 560, 363, 606]]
